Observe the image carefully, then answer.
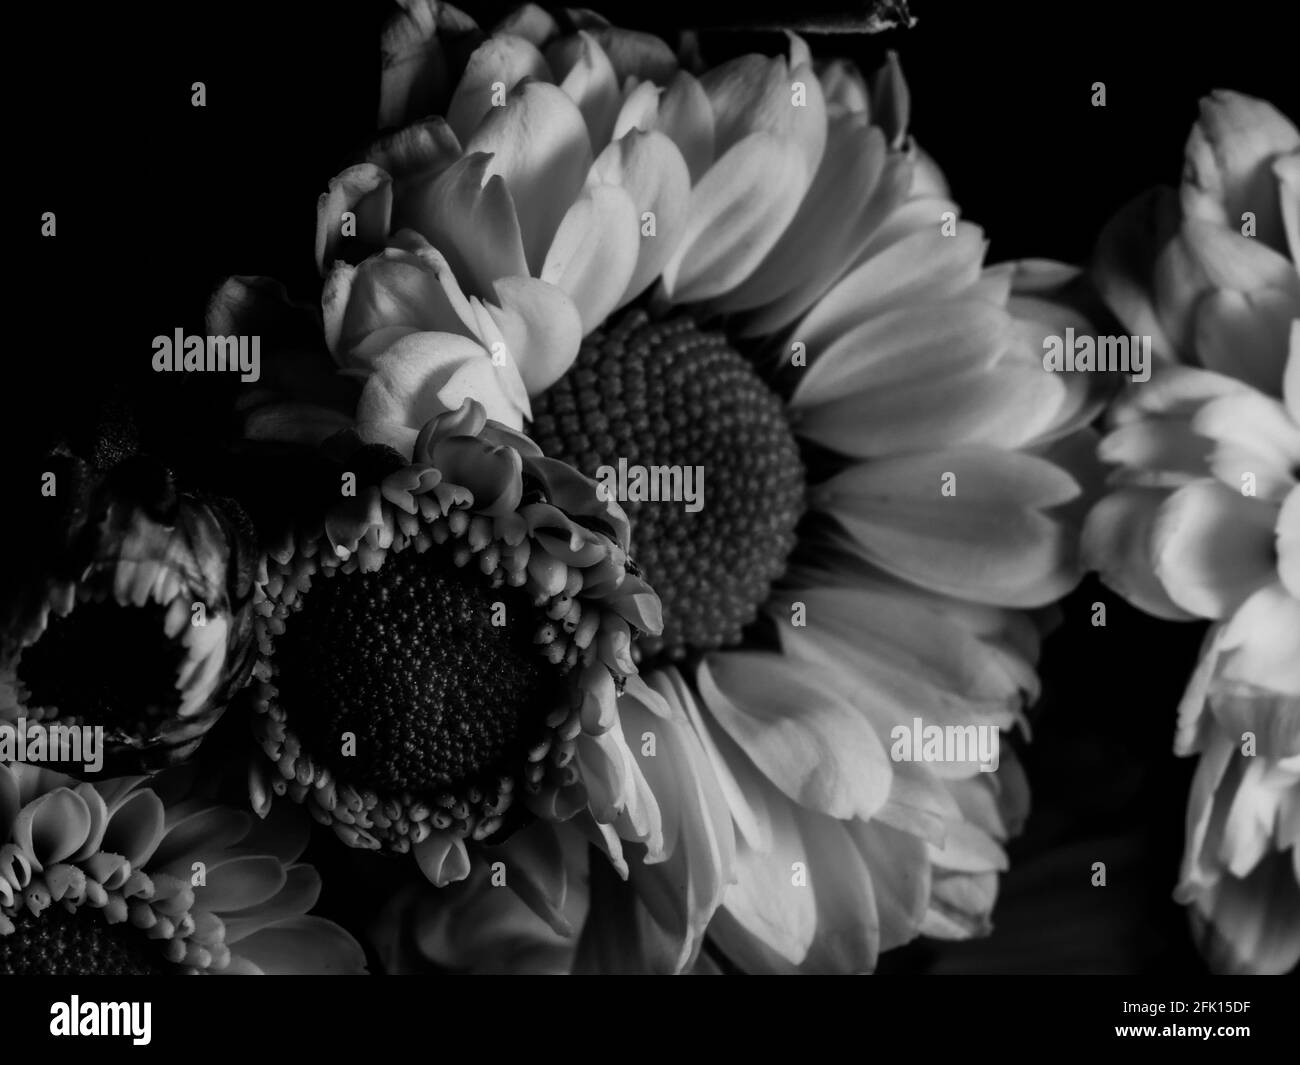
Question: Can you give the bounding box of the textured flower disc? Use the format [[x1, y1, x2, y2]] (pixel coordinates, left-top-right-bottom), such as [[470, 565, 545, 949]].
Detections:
[[530, 310, 806, 663], [0, 907, 172, 976], [250, 467, 632, 855], [271, 542, 565, 795]]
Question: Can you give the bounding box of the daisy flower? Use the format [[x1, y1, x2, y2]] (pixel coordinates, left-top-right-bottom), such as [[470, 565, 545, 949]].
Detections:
[[0, 419, 259, 772], [234, 391, 680, 896], [268, 2, 1099, 971], [1084, 91, 1299, 974], [0, 762, 365, 973]]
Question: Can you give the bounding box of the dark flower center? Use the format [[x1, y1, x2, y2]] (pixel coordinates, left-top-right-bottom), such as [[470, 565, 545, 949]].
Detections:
[[0, 906, 172, 976], [16, 599, 186, 734], [272, 544, 563, 794], [530, 309, 805, 664]]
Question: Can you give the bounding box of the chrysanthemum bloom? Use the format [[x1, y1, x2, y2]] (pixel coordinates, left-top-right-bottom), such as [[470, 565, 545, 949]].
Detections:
[[280, 2, 1099, 972], [0, 428, 259, 771], [1084, 91, 1300, 974], [244, 395, 674, 892], [0, 762, 365, 973]]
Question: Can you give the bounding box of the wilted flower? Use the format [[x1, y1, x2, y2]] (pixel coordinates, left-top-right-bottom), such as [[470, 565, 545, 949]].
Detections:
[[0, 431, 259, 772], [267, 2, 1103, 973], [1084, 90, 1299, 974], [0, 762, 365, 973]]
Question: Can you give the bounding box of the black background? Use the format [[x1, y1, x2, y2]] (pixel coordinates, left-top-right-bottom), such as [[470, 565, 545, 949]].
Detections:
[[11, 0, 1300, 972]]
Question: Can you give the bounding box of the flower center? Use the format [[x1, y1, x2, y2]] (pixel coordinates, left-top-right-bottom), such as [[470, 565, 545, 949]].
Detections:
[[0, 907, 172, 976], [252, 503, 596, 854], [272, 545, 563, 794], [530, 309, 805, 663]]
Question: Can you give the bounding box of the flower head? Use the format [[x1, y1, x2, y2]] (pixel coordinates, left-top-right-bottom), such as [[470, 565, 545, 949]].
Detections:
[[0, 762, 365, 973], [246, 397, 668, 891], [1084, 90, 1300, 973]]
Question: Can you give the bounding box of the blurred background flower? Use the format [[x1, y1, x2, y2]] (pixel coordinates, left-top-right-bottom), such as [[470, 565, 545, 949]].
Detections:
[[1084, 90, 1299, 974]]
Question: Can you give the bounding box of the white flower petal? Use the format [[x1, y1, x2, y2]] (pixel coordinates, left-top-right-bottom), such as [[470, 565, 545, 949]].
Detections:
[[356, 331, 524, 432], [792, 221, 987, 355], [483, 276, 583, 395], [699, 53, 826, 181], [656, 70, 714, 182], [791, 297, 1007, 409], [315, 165, 392, 275], [1181, 90, 1300, 254], [1218, 582, 1300, 695], [551, 31, 620, 152], [817, 450, 1082, 607], [446, 34, 553, 146], [715, 788, 816, 967], [1194, 283, 1300, 397], [466, 80, 594, 274], [590, 129, 691, 305], [365, 117, 462, 184], [611, 79, 659, 141], [715, 114, 884, 315], [697, 651, 892, 823], [1193, 390, 1300, 501], [662, 133, 809, 303], [408, 152, 529, 297], [540, 182, 639, 332], [1152, 480, 1280, 618]]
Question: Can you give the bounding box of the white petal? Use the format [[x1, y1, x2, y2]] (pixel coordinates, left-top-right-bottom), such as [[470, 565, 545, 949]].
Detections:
[[540, 183, 639, 332], [483, 276, 583, 395], [817, 450, 1082, 607], [315, 164, 392, 274], [656, 70, 714, 182], [589, 130, 692, 305], [466, 80, 594, 274], [792, 222, 986, 356], [356, 331, 524, 432], [1152, 480, 1280, 618], [791, 297, 1008, 409], [552, 32, 620, 152], [611, 79, 660, 141], [661, 133, 808, 302], [1181, 90, 1300, 253], [1083, 489, 1200, 620], [409, 152, 529, 297], [449, 35, 553, 146], [699, 53, 825, 182], [697, 651, 892, 822]]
